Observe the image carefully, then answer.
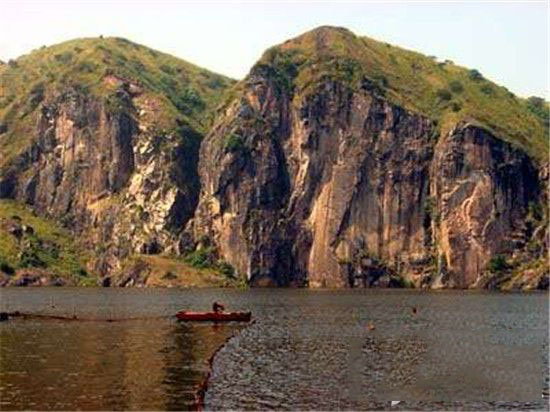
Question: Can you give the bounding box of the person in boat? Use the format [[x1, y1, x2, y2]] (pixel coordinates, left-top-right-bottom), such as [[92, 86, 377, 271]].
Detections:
[[212, 301, 225, 313]]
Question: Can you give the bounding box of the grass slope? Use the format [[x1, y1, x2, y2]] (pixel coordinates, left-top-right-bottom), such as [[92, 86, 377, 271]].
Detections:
[[0, 200, 244, 287], [124, 254, 246, 288], [0, 199, 93, 284], [255, 26, 548, 162], [0, 36, 236, 168]]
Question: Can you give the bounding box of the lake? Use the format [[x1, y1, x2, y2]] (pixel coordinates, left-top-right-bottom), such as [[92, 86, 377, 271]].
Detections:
[[0, 288, 548, 410]]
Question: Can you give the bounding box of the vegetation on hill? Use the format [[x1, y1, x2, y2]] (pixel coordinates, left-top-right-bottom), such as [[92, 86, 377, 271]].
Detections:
[[0, 199, 93, 284], [0, 199, 243, 287], [118, 254, 245, 288], [254, 26, 548, 162], [0, 36, 236, 168]]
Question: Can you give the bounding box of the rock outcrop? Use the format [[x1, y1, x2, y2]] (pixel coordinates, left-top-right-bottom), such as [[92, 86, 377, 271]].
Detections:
[[431, 125, 540, 287], [1, 84, 203, 277], [189, 64, 544, 289], [1, 30, 547, 289]]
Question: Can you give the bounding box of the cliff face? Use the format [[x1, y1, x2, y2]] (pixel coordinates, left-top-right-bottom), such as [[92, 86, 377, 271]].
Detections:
[[0, 37, 234, 284], [0, 30, 547, 289], [190, 67, 543, 288], [432, 125, 540, 288], [1, 83, 203, 278], [5, 87, 136, 217]]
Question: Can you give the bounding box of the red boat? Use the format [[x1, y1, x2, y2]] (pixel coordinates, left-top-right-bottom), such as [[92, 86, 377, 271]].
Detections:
[[176, 311, 252, 322]]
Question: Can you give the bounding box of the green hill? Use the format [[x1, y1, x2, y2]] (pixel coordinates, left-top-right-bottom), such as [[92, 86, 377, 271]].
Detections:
[[0, 36, 236, 168], [253, 26, 548, 162]]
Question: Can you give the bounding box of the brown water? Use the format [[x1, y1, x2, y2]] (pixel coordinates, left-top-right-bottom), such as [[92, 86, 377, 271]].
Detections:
[[0, 288, 548, 410]]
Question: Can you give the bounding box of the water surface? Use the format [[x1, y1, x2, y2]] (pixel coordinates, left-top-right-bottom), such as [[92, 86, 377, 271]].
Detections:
[[0, 288, 548, 410]]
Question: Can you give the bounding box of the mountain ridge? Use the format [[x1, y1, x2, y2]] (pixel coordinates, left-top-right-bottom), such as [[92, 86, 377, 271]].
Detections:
[[252, 26, 548, 162], [0, 27, 547, 290], [0, 36, 236, 168]]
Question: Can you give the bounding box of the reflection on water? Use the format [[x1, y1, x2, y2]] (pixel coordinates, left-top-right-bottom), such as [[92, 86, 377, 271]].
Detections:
[[0, 317, 235, 410], [0, 288, 548, 411], [0, 288, 248, 410]]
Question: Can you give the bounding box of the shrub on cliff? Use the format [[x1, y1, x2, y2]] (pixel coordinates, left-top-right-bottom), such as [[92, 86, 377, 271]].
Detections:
[[28, 83, 45, 107], [0, 256, 15, 275], [449, 80, 464, 93], [159, 64, 175, 74], [526, 96, 549, 131], [183, 247, 237, 278], [104, 92, 130, 114], [19, 248, 47, 269], [184, 247, 214, 269], [77, 61, 97, 73], [253, 48, 305, 95], [389, 275, 414, 288], [217, 261, 235, 278], [488, 255, 509, 273], [162, 270, 177, 280], [480, 84, 494, 96], [54, 51, 73, 64], [225, 134, 245, 153], [360, 76, 387, 97], [334, 58, 363, 85], [451, 101, 462, 112]]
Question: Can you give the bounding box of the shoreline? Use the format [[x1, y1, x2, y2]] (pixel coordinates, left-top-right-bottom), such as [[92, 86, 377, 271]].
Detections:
[[193, 319, 256, 411], [1, 281, 548, 291]]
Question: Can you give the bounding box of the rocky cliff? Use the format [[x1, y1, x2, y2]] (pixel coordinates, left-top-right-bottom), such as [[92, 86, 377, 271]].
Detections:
[[190, 74, 544, 289], [1, 84, 200, 275], [0, 37, 236, 286], [188, 27, 548, 289], [1, 29, 547, 289]]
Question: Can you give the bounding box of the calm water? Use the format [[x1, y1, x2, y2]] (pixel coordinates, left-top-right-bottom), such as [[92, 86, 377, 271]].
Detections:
[[0, 288, 548, 410]]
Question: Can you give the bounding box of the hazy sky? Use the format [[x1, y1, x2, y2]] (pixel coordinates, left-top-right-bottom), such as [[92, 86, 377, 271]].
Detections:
[[1, 1, 548, 98]]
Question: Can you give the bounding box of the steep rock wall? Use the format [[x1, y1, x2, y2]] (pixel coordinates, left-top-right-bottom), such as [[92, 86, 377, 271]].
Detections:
[[191, 73, 541, 288], [0, 85, 201, 276], [0, 77, 543, 289], [432, 124, 540, 287]]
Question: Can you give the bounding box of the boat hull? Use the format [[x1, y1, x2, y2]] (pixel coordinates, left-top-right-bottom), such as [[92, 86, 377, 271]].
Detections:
[[176, 311, 251, 322]]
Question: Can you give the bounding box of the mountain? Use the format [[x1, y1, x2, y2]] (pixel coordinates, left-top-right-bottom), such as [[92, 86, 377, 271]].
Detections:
[[0, 36, 239, 286], [0, 28, 547, 289], [252, 26, 547, 160], [190, 26, 548, 289], [0, 37, 235, 167]]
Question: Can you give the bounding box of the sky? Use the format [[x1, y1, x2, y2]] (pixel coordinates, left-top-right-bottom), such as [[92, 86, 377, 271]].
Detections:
[[1, 1, 548, 98]]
